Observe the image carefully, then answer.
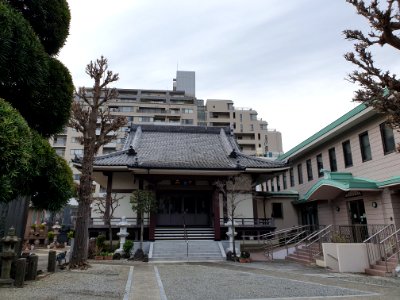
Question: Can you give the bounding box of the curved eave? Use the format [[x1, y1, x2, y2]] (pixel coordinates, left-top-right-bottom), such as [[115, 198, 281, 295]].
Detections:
[[244, 167, 289, 173], [301, 179, 380, 202]]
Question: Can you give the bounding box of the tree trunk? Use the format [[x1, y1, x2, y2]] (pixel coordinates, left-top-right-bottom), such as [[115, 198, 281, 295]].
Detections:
[[140, 211, 144, 250], [70, 200, 91, 266], [231, 219, 237, 257]]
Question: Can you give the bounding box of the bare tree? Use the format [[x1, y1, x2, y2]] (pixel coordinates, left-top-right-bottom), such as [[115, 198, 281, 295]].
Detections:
[[344, 0, 400, 149], [69, 56, 127, 267], [130, 189, 157, 257], [92, 193, 122, 250], [215, 175, 248, 258]]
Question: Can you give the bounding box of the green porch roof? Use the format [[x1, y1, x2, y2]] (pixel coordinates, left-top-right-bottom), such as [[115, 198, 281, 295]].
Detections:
[[278, 104, 367, 161], [298, 171, 380, 203]]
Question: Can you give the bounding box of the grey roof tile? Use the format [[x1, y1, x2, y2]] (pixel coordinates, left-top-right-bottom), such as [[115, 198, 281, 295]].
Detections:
[[89, 125, 286, 170]]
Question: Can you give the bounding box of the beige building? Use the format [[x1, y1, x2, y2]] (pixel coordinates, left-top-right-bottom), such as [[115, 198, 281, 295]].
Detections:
[[262, 104, 400, 230], [205, 99, 283, 156]]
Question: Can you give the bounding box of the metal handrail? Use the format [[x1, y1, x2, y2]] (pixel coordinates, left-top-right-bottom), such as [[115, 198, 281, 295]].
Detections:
[[261, 225, 308, 239], [380, 228, 400, 244], [363, 224, 393, 243], [183, 211, 188, 258], [306, 224, 332, 242]]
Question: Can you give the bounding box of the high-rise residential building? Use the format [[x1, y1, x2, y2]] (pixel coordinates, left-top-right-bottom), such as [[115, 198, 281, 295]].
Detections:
[[205, 99, 283, 156], [173, 71, 195, 97]]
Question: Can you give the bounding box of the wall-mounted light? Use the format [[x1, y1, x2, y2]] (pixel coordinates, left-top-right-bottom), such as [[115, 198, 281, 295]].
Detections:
[[335, 206, 340, 212], [372, 202, 378, 208]]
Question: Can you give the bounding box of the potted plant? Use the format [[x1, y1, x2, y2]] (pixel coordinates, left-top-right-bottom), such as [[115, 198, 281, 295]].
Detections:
[[30, 224, 37, 233], [239, 251, 251, 263], [123, 240, 134, 259], [103, 252, 113, 260], [47, 231, 55, 246], [39, 223, 46, 233]]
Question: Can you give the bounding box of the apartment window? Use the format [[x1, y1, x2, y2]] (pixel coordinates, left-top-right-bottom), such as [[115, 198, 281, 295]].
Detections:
[[119, 106, 134, 112], [181, 119, 193, 125], [70, 149, 83, 156], [297, 164, 303, 184], [73, 174, 80, 181], [276, 176, 281, 191], [380, 122, 396, 155], [227, 103, 234, 110], [289, 168, 294, 187], [328, 147, 337, 172], [240, 124, 243, 132], [250, 124, 254, 131], [240, 114, 243, 122], [342, 140, 353, 167], [271, 203, 283, 218], [283, 173, 287, 190], [306, 159, 313, 181], [126, 116, 134, 122], [316, 154, 323, 177], [260, 124, 268, 130], [182, 108, 193, 114], [71, 137, 79, 143], [139, 116, 153, 122], [258, 133, 261, 140], [359, 131, 372, 162], [55, 148, 65, 157], [250, 114, 257, 121]]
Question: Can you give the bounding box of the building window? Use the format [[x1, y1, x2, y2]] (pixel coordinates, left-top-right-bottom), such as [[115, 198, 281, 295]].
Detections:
[[276, 176, 281, 191], [342, 140, 353, 168], [182, 108, 193, 114], [181, 119, 193, 125], [250, 114, 257, 121], [316, 154, 323, 177], [380, 122, 396, 155], [271, 203, 283, 218], [240, 114, 242, 122], [70, 149, 83, 156], [240, 124, 243, 132], [297, 164, 303, 184], [306, 159, 313, 181], [119, 106, 134, 112], [328, 147, 337, 172], [359, 131, 372, 162], [55, 148, 65, 157], [283, 173, 287, 190], [270, 179, 275, 192], [71, 137, 79, 143], [250, 124, 254, 131], [289, 168, 294, 187], [73, 174, 80, 181]]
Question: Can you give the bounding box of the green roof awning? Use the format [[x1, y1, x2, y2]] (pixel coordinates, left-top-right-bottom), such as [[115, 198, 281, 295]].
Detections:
[[298, 171, 381, 203]]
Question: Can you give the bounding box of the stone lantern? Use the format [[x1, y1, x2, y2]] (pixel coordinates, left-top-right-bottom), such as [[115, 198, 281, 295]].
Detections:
[[225, 220, 239, 255], [116, 216, 130, 254], [52, 221, 61, 243], [0, 227, 20, 286]]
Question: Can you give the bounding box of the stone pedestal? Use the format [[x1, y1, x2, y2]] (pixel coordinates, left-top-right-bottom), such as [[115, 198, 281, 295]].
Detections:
[[0, 227, 20, 287], [225, 220, 239, 255], [115, 216, 130, 254]]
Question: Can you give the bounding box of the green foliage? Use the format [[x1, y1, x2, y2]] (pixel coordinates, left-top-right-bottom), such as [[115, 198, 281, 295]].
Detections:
[[28, 131, 75, 211], [67, 231, 74, 240], [130, 190, 157, 215], [96, 234, 106, 248], [0, 1, 73, 136], [240, 251, 250, 259], [39, 223, 46, 230], [47, 231, 55, 241], [0, 99, 32, 203], [123, 240, 134, 256], [6, 0, 71, 55]]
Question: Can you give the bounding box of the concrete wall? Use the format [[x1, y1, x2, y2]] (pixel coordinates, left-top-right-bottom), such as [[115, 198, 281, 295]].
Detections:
[[323, 243, 369, 273], [256, 197, 299, 230]]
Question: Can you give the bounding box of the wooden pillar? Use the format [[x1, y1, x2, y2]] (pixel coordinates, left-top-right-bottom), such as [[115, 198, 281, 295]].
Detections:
[[149, 213, 156, 241], [252, 197, 258, 225], [212, 188, 221, 241]]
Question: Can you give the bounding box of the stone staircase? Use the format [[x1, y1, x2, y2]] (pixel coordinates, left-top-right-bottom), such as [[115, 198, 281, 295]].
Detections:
[[365, 257, 399, 277], [150, 240, 225, 261], [155, 227, 214, 240], [285, 244, 320, 264]]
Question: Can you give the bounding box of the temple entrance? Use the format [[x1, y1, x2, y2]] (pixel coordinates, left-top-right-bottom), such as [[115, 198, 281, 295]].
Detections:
[[156, 192, 212, 226]]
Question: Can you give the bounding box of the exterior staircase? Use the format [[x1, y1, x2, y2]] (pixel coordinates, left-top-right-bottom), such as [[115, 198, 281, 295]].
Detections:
[[285, 244, 320, 265], [150, 240, 224, 261], [155, 227, 214, 240], [365, 257, 399, 277]]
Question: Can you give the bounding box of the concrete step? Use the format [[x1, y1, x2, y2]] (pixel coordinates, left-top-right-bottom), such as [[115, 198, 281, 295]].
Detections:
[[155, 227, 214, 240], [365, 268, 392, 277], [286, 254, 314, 264]]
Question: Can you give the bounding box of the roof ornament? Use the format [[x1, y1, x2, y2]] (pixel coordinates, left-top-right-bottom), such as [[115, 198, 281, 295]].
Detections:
[[229, 149, 237, 158], [127, 146, 137, 156], [236, 159, 241, 169]]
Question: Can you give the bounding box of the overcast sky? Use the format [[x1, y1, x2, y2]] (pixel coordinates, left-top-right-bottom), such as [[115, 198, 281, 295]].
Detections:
[[59, 0, 399, 152]]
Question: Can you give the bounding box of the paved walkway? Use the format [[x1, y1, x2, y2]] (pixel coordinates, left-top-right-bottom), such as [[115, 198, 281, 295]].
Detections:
[[1, 255, 400, 299]]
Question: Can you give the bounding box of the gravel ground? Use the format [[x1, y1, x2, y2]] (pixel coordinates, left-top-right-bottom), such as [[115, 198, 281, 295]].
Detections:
[[1, 264, 129, 300], [157, 264, 372, 300]]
